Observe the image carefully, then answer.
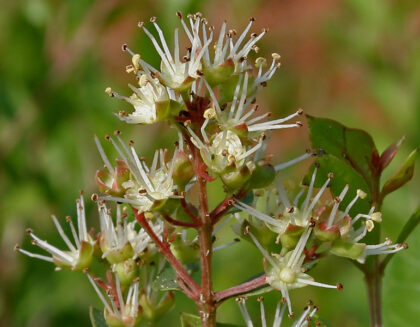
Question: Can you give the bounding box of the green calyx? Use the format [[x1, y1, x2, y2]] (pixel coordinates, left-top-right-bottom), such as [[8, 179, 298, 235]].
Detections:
[[330, 240, 366, 260], [139, 291, 175, 322], [246, 160, 276, 190], [314, 221, 341, 242]]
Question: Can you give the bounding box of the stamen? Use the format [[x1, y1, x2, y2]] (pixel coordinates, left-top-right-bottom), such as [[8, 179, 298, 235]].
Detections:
[[17, 247, 54, 263], [327, 184, 349, 227], [296, 278, 339, 289], [248, 232, 279, 269], [275, 153, 312, 171], [51, 215, 76, 252], [94, 135, 115, 174]]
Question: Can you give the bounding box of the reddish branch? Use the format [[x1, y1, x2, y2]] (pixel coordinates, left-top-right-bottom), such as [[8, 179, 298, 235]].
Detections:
[[180, 198, 200, 224], [134, 210, 200, 299], [214, 274, 268, 303], [211, 189, 248, 224], [163, 214, 200, 228]]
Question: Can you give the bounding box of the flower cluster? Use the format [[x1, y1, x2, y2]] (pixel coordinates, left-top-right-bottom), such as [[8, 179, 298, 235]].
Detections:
[[16, 11, 409, 327], [233, 167, 406, 314]]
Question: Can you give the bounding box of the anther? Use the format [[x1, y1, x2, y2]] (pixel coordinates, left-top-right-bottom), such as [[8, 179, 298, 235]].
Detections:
[[91, 193, 99, 202], [114, 130, 121, 136], [336, 283, 343, 291], [297, 108, 304, 115]]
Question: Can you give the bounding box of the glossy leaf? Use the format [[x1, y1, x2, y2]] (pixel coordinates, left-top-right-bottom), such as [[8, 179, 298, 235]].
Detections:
[[89, 307, 108, 327], [381, 149, 417, 198], [303, 155, 371, 216], [307, 115, 380, 185]]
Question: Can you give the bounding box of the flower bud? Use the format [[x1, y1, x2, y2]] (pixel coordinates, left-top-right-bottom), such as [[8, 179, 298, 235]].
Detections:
[[246, 160, 275, 190], [330, 240, 366, 260], [105, 306, 142, 327], [170, 235, 200, 264], [139, 291, 175, 322], [202, 58, 235, 86], [100, 234, 134, 264], [314, 222, 340, 242], [53, 241, 94, 271], [114, 259, 138, 288], [280, 225, 305, 251], [172, 151, 194, 191], [220, 162, 253, 192], [96, 160, 130, 197], [233, 220, 278, 252]]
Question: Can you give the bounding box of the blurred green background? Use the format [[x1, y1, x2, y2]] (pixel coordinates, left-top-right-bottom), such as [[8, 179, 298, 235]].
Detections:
[[1, 0, 419, 326]]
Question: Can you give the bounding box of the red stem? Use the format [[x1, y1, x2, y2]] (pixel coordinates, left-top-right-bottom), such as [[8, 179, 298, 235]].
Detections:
[[210, 196, 235, 224], [134, 210, 200, 299], [163, 214, 200, 228], [180, 198, 200, 223], [214, 274, 267, 303]]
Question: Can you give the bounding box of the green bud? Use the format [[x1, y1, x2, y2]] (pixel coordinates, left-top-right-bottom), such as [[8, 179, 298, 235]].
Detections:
[[172, 151, 194, 190], [280, 225, 305, 251], [202, 58, 235, 86], [233, 220, 278, 252], [330, 240, 366, 260], [100, 235, 134, 264], [53, 241, 94, 271], [170, 235, 199, 264], [96, 160, 130, 197], [220, 162, 253, 192], [139, 291, 175, 322], [218, 74, 255, 105], [114, 259, 138, 288], [314, 222, 340, 242], [105, 307, 142, 327], [246, 160, 275, 190]]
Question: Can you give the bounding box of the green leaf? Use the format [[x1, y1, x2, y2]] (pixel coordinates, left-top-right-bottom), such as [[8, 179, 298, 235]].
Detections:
[[180, 312, 201, 327], [307, 115, 379, 186], [89, 307, 108, 327], [381, 149, 417, 198], [303, 155, 371, 216], [153, 265, 181, 292]]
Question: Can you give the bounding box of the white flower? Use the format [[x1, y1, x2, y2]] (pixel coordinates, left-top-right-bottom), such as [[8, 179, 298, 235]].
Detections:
[[15, 194, 94, 271], [249, 229, 341, 315], [189, 128, 262, 174], [99, 135, 178, 212], [202, 71, 303, 134], [105, 74, 171, 125], [237, 296, 320, 327], [97, 202, 163, 263], [137, 16, 212, 90], [178, 13, 266, 72], [88, 274, 141, 327], [357, 238, 407, 264], [235, 168, 333, 234]]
